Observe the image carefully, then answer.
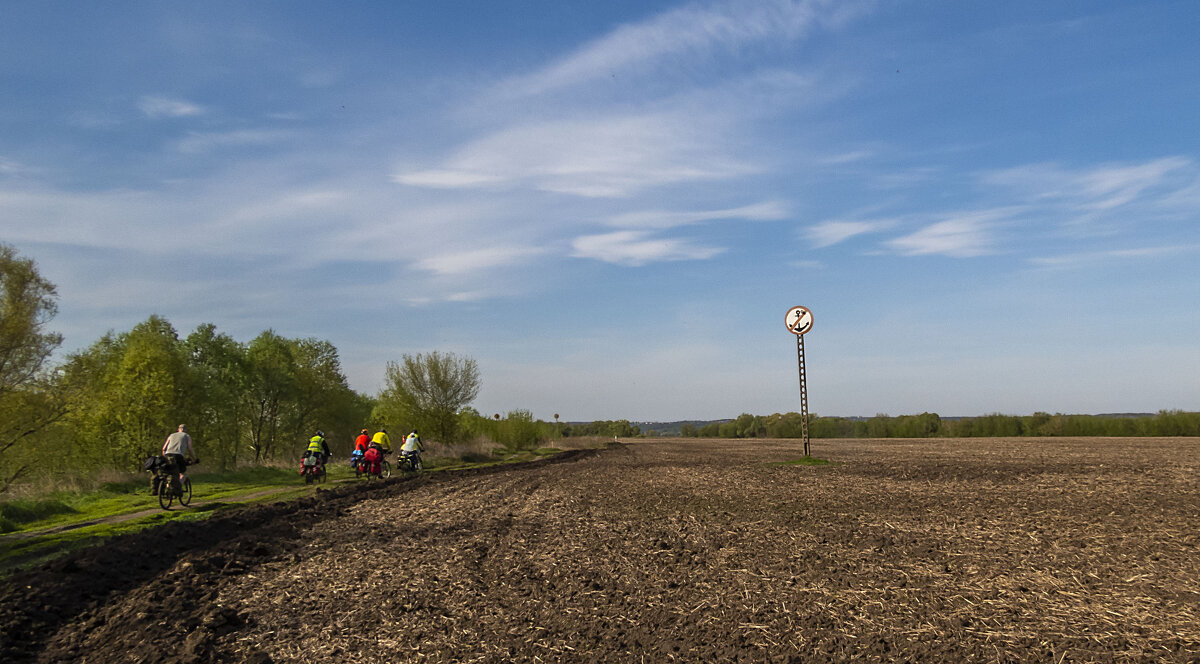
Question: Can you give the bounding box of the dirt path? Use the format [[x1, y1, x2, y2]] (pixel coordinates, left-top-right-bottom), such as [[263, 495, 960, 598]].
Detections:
[[0, 486, 307, 542], [3, 439, 1199, 663]]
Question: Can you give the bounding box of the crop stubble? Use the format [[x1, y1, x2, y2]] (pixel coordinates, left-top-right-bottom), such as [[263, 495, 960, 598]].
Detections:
[[2, 437, 1198, 662]]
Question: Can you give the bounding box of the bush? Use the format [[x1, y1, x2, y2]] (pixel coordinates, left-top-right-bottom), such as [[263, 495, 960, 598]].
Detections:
[[494, 410, 545, 453]]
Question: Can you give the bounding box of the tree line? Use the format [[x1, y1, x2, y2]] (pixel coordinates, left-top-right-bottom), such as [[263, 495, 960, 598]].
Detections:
[[0, 243, 500, 492], [678, 410, 1200, 439], [0, 240, 585, 493]]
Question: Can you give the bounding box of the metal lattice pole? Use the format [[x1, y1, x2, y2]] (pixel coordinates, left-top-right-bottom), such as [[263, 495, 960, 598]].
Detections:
[[797, 333, 810, 457]]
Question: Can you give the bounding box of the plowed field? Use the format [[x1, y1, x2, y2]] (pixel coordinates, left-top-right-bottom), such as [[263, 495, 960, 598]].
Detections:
[[3, 438, 1199, 663]]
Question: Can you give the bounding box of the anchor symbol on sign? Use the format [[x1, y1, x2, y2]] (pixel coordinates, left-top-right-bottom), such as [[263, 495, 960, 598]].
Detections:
[[789, 309, 811, 334]]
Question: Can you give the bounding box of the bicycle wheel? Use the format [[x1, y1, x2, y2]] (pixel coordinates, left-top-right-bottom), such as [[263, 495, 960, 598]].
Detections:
[[179, 477, 192, 506], [318, 466, 327, 483], [158, 480, 175, 509], [304, 468, 313, 484], [380, 460, 392, 479]]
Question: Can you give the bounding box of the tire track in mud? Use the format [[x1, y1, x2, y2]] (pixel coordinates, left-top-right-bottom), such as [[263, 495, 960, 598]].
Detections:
[[0, 449, 600, 663]]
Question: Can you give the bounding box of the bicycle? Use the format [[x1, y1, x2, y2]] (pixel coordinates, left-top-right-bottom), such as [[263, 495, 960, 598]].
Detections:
[[300, 454, 327, 484], [397, 450, 423, 475], [146, 456, 196, 510], [363, 449, 392, 480]]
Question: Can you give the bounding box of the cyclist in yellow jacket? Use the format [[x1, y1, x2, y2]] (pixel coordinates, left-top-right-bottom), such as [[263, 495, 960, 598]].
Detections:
[[306, 430, 331, 464], [370, 428, 391, 453]]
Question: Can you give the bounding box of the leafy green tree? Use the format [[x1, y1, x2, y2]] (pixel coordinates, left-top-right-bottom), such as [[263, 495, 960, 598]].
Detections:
[[0, 244, 65, 491], [111, 317, 188, 466], [732, 413, 765, 438], [183, 324, 249, 469], [376, 351, 480, 443], [57, 316, 188, 470], [284, 337, 354, 453], [245, 331, 297, 461], [58, 332, 121, 467], [765, 412, 805, 438], [865, 414, 893, 438]]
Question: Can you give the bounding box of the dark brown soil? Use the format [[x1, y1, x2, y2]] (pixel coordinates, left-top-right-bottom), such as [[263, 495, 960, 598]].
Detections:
[[2, 439, 1198, 663]]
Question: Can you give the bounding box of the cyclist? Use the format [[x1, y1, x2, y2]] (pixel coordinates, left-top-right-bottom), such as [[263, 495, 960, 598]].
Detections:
[[351, 428, 370, 471], [370, 428, 391, 454], [162, 424, 197, 482], [401, 430, 424, 469], [354, 428, 370, 452], [305, 430, 331, 468], [364, 428, 391, 477]]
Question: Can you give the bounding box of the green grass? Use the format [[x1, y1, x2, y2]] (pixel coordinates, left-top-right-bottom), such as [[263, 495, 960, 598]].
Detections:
[[0, 498, 246, 574], [0, 464, 339, 536], [0, 464, 349, 574], [0, 498, 80, 533]]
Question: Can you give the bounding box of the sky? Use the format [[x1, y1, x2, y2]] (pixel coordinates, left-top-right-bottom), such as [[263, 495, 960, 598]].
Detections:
[[2, 0, 1199, 422]]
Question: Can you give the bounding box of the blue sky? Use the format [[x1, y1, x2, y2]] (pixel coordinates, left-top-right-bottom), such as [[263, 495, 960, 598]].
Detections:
[[3, 1, 1198, 421]]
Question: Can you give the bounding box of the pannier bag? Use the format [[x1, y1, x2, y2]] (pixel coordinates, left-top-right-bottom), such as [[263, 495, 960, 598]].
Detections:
[[303, 455, 320, 467], [142, 456, 166, 471]]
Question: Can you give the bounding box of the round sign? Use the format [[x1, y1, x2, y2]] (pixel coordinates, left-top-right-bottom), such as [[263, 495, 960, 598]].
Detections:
[[785, 306, 813, 335]]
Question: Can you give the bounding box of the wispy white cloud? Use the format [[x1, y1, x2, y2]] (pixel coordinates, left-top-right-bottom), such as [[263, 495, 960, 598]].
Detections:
[[138, 95, 205, 118], [392, 169, 503, 189], [982, 157, 1193, 213], [394, 112, 755, 198], [806, 219, 894, 248], [497, 0, 862, 98], [607, 201, 787, 229], [827, 157, 1200, 260], [886, 212, 1000, 257], [571, 230, 724, 266], [395, 0, 867, 206], [1027, 244, 1199, 269], [414, 246, 548, 277]]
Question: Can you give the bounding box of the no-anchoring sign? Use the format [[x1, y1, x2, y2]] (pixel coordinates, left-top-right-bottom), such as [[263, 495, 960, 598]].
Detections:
[[786, 305, 813, 456], [785, 305, 813, 335]]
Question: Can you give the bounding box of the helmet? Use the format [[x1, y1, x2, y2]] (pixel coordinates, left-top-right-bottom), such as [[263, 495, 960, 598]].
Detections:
[[361, 428, 368, 434], [317, 430, 325, 437]]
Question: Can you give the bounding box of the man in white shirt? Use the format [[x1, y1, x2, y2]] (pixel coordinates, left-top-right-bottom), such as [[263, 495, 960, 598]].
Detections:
[[162, 424, 197, 479]]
